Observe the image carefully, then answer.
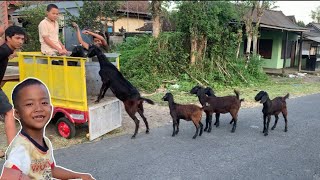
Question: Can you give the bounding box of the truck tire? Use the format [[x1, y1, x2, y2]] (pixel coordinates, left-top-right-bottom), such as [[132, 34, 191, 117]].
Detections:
[[56, 117, 76, 139]]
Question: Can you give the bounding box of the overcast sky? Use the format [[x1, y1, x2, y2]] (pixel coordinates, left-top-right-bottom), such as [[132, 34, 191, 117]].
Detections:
[[168, 1, 320, 25], [274, 1, 320, 24]]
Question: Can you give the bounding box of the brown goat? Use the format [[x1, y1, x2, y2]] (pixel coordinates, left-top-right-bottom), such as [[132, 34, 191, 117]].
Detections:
[[162, 92, 203, 139], [254, 91, 289, 136], [194, 88, 243, 133]]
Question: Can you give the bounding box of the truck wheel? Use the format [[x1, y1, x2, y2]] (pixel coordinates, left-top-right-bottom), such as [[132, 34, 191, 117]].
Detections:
[[56, 117, 76, 139]]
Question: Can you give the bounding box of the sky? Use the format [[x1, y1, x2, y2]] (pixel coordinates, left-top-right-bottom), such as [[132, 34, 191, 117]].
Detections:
[[168, 1, 320, 25], [274, 1, 320, 24]]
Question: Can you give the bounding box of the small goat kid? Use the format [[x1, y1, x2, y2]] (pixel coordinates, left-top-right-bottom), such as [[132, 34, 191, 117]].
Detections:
[[255, 91, 289, 136], [87, 45, 154, 139], [162, 92, 203, 139]]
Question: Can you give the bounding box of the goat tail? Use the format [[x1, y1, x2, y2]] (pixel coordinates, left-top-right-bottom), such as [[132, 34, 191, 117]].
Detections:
[[240, 98, 245, 103], [283, 93, 289, 100], [234, 89, 240, 99], [141, 97, 155, 105]]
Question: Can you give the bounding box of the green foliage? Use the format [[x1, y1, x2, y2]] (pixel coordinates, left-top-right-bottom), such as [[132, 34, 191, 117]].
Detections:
[[311, 6, 320, 23], [19, 5, 46, 51], [64, 1, 120, 33], [117, 33, 189, 92], [115, 1, 268, 93], [297, 20, 306, 27]]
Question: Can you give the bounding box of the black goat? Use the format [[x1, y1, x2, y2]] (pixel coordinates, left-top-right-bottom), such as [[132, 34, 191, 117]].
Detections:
[[254, 91, 289, 136], [87, 45, 154, 138], [162, 92, 203, 139], [191, 86, 243, 133], [190, 85, 216, 132]]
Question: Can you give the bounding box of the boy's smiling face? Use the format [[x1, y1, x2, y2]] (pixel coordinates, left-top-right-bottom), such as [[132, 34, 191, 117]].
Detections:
[[14, 84, 52, 130]]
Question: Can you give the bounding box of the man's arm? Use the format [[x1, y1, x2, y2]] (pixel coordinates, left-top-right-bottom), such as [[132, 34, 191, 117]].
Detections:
[[72, 22, 89, 50], [83, 30, 108, 49], [52, 166, 94, 180], [4, 109, 16, 145]]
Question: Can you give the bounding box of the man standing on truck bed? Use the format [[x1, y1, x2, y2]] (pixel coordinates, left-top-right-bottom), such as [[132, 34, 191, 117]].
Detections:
[[0, 25, 26, 146]]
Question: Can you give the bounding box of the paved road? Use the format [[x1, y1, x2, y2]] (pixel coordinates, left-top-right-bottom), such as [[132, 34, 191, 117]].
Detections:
[[1, 93, 320, 180]]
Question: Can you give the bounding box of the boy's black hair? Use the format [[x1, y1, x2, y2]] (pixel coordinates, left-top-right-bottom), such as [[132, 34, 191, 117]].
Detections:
[[12, 78, 47, 107], [5, 25, 26, 41], [47, 4, 58, 12]]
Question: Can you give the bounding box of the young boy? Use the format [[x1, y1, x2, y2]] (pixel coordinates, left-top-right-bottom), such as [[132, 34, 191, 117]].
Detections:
[[0, 78, 94, 180], [0, 25, 26, 146], [39, 4, 69, 56], [71, 22, 109, 52]]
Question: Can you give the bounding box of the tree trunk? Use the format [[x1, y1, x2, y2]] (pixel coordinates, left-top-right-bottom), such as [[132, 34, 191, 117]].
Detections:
[[152, 1, 161, 38], [246, 34, 252, 54], [197, 35, 207, 62], [252, 34, 258, 55], [190, 35, 197, 64]]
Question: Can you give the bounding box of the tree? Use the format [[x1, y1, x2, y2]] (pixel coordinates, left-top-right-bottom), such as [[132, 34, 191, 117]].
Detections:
[[64, 1, 120, 42], [297, 20, 306, 27], [19, 4, 47, 51], [151, 1, 162, 38], [311, 6, 320, 23], [239, 1, 275, 65]]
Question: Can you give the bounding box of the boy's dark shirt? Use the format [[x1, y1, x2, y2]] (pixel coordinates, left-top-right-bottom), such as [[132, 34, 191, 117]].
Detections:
[[0, 43, 14, 85]]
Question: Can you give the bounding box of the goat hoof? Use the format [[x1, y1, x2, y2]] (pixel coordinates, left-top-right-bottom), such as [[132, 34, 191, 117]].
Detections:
[[216, 124, 219, 128], [213, 122, 217, 125], [94, 100, 100, 103], [146, 130, 150, 134], [131, 135, 136, 139], [207, 129, 212, 133], [264, 133, 268, 136], [204, 128, 208, 132], [284, 129, 288, 132], [172, 134, 175, 137], [271, 127, 275, 130], [231, 129, 235, 133], [192, 136, 197, 139]]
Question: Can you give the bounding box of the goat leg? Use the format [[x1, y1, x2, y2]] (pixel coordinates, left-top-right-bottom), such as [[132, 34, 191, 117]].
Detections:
[[204, 111, 209, 131], [95, 82, 107, 103], [215, 113, 220, 127], [138, 105, 149, 134], [264, 116, 271, 136], [207, 114, 213, 133], [231, 119, 237, 133], [271, 115, 279, 130], [193, 122, 199, 139], [199, 121, 203, 136], [262, 115, 267, 133], [101, 81, 111, 99], [175, 119, 180, 135], [283, 113, 288, 132], [172, 121, 177, 137]]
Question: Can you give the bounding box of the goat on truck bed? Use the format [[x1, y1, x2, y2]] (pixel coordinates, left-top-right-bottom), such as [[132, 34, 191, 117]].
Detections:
[[254, 91, 289, 136], [162, 92, 203, 139], [87, 45, 154, 139]]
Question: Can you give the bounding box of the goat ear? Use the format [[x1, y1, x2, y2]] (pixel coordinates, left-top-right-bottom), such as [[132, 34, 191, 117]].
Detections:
[[260, 95, 268, 103]]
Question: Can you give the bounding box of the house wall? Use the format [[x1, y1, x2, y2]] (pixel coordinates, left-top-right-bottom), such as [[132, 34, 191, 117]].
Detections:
[[240, 29, 299, 69], [113, 17, 146, 33]]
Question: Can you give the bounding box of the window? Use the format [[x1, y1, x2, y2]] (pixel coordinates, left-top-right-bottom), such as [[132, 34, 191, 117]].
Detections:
[[281, 40, 293, 59], [258, 39, 273, 59]]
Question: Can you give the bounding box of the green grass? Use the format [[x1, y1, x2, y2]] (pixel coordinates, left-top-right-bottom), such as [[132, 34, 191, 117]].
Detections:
[[146, 75, 320, 105]]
